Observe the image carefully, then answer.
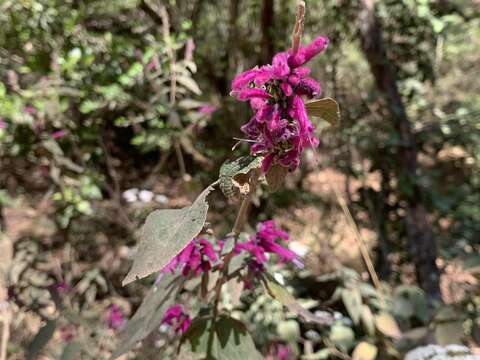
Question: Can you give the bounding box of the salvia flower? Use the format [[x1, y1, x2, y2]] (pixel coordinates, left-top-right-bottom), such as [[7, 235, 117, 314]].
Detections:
[[24, 105, 37, 115], [59, 324, 76, 342], [162, 304, 191, 334], [235, 220, 302, 267], [52, 129, 67, 139], [198, 104, 217, 116], [231, 36, 329, 171], [267, 343, 292, 360], [161, 237, 218, 276], [53, 281, 71, 295], [106, 304, 126, 330]]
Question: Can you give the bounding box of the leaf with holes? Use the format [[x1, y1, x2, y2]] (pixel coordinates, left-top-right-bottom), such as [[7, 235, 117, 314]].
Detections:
[[122, 184, 216, 285], [262, 273, 333, 325], [305, 97, 340, 126], [219, 156, 263, 199]]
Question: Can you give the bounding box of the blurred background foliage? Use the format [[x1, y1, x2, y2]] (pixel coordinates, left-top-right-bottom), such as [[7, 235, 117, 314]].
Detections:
[[0, 0, 479, 359]]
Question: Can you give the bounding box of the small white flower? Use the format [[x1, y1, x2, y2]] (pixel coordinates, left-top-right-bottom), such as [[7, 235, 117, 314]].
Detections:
[[155, 194, 169, 204], [122, 188, 138, 203], [138, 190, 154, 203]]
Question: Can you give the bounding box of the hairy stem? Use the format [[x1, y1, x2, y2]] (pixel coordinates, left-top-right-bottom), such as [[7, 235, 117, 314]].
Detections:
[[213, 170, 260, 318], [291, 0, 305, 53]]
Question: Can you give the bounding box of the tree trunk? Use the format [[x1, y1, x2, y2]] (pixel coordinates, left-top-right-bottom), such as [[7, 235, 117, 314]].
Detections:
[[358, 0, 442, 303], [260, 0, 275, 64]]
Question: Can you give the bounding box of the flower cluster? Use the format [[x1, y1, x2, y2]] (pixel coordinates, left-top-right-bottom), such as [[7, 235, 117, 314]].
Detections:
[[235, 220, 301, 268], [106, 304, 126, 330], [161, 237, 219, 276], [162, 304, 191, 334], [267, 343, 292, 360], [231, 36, 329, 171]]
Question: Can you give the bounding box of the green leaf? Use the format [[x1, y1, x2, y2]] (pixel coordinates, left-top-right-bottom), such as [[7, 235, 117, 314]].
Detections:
[[277, 320, 301, 342], [301, 349, 332, 360], [305, 97, 340, 126], [262, 273, 333, 325], [219, 156, 263, 199], [341, 288, 363, 325], [392, 286, 429, 322], [111, 273, 178, 359], [375, 312, 402, 339], [176, 75, 202, 95], [27, 320, 57, 360], [122, 184, 216, 285], [60, 341, 83, 360], [360, 305, 376, 336], [79, 100, 102, 113], [435, 321, 464, 345], [434, 306, 465, 345], [329, 324, 355, 352], [178, 315, 263, 360], [352, 341, 378, 360], [265, 163, 288, 192]]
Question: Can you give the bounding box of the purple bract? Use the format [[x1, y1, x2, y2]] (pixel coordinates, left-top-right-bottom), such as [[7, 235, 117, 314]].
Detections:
[[161, 237, 219, 276], [162, 304, 191, 334], [235, 220, 301, 267], [106, 304, 126, 330], [231, 36, 328, 171]]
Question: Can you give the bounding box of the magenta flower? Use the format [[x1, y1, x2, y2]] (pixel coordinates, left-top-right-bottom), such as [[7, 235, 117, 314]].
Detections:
[[162, 304, 191, 334], [198, 104, 217, 116], [106, 304, 126, 330], [235, 220, 301, 267], [146, 54, 160, 71], [0, 119, 6, 129], [184, 38, 195, 61], [53, 281, 71, 295], [267, 343, 292, 360], [231, 36, 329, 171], [24, 105, 37, 115], [60, 324, 76, 342], [161, 237, 218, 276], [52, 129, 67, 139]]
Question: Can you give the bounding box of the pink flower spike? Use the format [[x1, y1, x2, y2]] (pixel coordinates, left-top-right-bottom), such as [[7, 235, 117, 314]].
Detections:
[[288, 36, 329, 68], [230, 33, 328, 171], [52, 130, 67, 139], [184, 38, 195, 61], [198, 104, 217, 115], [0, 119, 6, 129], [106, 304, 126, 330], [160, 237, 219, 277], [53, 281, 71, 295], [231, 69, 260, 92], [238, 88, 271, 101], [162, 304, 191, 334], [24, 105, 37, 115], [296, 77, 321, 98], [271, 52, 290, 78], [267, 343, 292, 360], [235, 220, 301, 266]]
